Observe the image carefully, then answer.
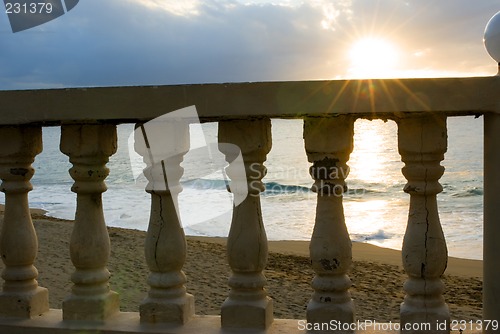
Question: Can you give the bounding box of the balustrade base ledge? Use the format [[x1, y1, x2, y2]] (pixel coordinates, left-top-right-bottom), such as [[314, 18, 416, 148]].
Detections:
[[221, 296, 274, 330], [0, 310, 481, 334], [62, 291, 120, 321], [0, 287, 49, 319], [139, 294, 195, 324]]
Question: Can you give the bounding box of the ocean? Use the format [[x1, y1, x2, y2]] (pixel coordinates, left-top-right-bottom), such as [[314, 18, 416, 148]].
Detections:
[[0, 116, 484, 260]]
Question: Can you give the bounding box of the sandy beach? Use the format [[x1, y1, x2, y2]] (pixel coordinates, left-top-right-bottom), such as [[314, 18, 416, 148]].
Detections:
[[0, 207, 483, 322]]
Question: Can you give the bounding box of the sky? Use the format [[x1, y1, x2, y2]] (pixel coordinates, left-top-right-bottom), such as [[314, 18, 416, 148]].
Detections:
[[0, 0, 499, 90]]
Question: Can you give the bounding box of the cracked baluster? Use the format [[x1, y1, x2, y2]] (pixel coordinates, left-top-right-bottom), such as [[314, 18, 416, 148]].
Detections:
[[304, 116, 355, 329], [61, 125, 120, 321], [134, 120, 194, 324], [0, 126, 49, 318], [397, 115, 450, 333], [218, 119, 273, 330]]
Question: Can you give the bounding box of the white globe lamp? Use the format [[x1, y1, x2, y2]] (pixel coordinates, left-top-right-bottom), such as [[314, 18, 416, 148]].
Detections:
[[484, 10, 500, 74]]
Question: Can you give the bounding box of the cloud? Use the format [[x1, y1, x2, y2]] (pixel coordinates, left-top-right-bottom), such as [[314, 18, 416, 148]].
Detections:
[[131, 0, 202, 16], [0, 0, 498, 90]]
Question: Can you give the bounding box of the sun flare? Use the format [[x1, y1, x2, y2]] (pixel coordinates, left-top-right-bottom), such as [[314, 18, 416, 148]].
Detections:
[[348, 37, 400, 78]]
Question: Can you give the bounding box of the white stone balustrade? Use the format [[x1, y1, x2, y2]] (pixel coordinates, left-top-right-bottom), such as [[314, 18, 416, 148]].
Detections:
[[0, 77, 498, 333], [0, 126, 49, 318], [60, 124, 120, 321], [397, 116, 450, 333], [218, 119, 274, 330], [304, 116, 355, 330], [134, 119, 195, 324]]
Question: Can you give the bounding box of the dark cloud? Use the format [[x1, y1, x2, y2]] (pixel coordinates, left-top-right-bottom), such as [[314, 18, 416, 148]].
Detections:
[[0, 0, 498, 90]]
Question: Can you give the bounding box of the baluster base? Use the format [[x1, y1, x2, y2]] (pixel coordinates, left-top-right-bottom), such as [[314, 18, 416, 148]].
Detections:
[[400, 278, 450, 333], [0, 286, 48, 318], [140, 293, 194, 324], [62, 291, 119, 321], [221, 296, 273, 330], [307, 297, 354, 333], [401, 302, 450, 333]]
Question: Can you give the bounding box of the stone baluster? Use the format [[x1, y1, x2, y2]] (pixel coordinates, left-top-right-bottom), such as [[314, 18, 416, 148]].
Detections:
[[303, 116, 355, 329], [134, 119, 194, 324], [397, 115, 450, 333], [60, 124, 120, 321], [0, 126, 49, 318], [218, 119, 273, 330]]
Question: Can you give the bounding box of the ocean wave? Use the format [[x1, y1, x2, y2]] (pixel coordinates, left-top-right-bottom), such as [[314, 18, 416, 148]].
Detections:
[[181, 179, 394, 198], [182, 178, 228, 190], [264, 182, 311, 194], [265, 183, 387, 196], [451, 187, 483, 198], [352, 230, 393, 242], [180, 177, 484, 201], [346, 188, 384, 195], [182, 179, 312, 194]]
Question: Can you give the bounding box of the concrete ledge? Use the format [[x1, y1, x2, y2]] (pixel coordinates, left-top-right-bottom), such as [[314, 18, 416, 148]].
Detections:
[[0, 310, 301, 334], [0, 310, 482, 334], [0, 77, 499, 125]]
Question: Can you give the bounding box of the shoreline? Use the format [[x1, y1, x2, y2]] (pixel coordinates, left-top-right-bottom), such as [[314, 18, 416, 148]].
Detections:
[[0, 203, 483, 278], [189, 236, 483, 278]]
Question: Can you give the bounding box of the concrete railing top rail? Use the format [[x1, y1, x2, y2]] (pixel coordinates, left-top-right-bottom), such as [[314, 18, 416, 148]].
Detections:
[[0, 76, 499, 125]]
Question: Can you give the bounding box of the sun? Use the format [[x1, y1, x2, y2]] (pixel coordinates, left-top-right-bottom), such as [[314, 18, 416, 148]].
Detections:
[[348, 37, 400, 78]]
